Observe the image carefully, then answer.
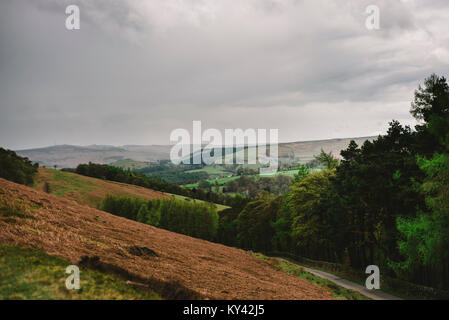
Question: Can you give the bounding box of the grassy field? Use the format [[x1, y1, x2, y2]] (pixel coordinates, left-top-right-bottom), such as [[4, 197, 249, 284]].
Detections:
[[33, 168, 229, 213], [0, 245, 160, 300], [263, 167, 322, 177], [253, 253, 369, 300], [182, 175, 240, 188], [166, 193, 230, 212], [33, 168, 168, 208], [181, 170, 297, 188], [182, 166, 324, 191], [184, 165, 232, 177], [262, 169, 299, 177]]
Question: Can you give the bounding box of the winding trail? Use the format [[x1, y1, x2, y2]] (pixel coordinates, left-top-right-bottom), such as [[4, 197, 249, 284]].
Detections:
[[275, 258, 403, 300]]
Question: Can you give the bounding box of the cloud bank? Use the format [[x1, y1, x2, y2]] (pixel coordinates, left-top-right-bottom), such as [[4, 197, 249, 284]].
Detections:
[[1, 0, 449, 149]]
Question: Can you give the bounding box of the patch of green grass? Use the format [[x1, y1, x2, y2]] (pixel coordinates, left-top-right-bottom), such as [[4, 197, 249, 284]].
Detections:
[[185, 165, 232, 177], [183, 176, 240, 189], [252, 253, 369, 300], [166, 193, 230, 212], [49, 170, 96, 197], [0, 245, 160, 300]]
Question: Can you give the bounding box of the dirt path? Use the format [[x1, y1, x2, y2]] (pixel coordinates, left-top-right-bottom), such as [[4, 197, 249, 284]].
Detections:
[[276, 258, 402, 300]]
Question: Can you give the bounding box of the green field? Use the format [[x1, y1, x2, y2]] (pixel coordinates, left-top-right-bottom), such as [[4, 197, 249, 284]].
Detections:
[[263, 167, 322, 177], [38, 169, 97, 197], [263, 169, 298, 177], [33, 168, 168, 208], [0, 245, 160, 300], [182, 167, 323, 188], [166, 193, 230, 212], [184, 165, 233, 177], [182, 175, 240, 188]]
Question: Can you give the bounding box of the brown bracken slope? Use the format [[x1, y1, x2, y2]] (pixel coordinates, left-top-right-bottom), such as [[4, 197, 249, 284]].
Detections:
[[0, 178, 334, 300]]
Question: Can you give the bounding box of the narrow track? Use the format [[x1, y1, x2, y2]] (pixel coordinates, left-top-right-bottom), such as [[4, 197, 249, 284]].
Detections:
[[275, 258, 403, 300]]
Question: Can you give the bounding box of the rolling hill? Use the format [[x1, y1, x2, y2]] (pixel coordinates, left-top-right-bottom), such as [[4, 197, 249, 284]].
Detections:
[[0, 177, 339, 299], [32, 168, 168, 209], [16, 137, 375, 168], [32, 168, 229, 212], [15, 144, 172, 168]]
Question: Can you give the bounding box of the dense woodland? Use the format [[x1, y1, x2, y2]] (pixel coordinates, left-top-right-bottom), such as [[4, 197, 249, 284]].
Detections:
[[218, 74, 449, 290], [135, 161, 211, 185], [223, 175, 292, 196]]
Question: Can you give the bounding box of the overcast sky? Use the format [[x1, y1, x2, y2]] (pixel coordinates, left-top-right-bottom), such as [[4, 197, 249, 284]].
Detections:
[[1, 0, 449, 150]]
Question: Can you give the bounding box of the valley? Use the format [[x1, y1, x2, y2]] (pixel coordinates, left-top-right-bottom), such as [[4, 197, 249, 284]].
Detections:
[[0, 177, 350, 300]]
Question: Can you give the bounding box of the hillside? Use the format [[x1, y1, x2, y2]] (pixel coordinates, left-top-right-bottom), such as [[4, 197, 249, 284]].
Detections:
[[278, 136, 375, 162], [0, 177, 336, 299], [183, 137, 376, 165], [16, 145, 172, 168], [32, 168, 229, 212], [33, 168, 168, 208]]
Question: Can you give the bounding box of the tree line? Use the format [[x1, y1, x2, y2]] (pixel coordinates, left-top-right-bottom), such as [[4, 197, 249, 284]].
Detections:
[[0, 148, 38, 186], [100, 195, 219, 241], [223, 175, 292, 196], [70, 162, 249, 209]]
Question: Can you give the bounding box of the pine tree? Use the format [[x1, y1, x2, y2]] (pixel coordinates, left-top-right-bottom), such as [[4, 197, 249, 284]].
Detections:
[[137, 203, 150, 223]]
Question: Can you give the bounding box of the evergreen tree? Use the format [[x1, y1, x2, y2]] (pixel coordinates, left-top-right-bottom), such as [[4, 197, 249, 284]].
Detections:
[[137, 203, 150, 223], [293, 164, 309, 182], [314, 149, 339, 169]]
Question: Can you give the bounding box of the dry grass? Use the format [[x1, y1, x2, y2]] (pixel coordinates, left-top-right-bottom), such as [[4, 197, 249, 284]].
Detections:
[[0, 178, 335, 300]]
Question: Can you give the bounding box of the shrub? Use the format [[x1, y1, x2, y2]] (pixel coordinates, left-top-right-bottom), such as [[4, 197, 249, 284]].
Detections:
[[0, 148, 38, 186]]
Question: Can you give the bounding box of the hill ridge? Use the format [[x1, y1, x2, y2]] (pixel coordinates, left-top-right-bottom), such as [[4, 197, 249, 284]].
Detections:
[[15, 136, 376, 168]]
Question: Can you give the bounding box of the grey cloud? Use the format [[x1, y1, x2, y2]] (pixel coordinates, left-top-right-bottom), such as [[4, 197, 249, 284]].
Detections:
[[1, 0, 449, 149]]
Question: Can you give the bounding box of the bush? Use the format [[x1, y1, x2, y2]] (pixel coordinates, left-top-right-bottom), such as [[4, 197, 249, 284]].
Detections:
[[0, 148, 38, 186]]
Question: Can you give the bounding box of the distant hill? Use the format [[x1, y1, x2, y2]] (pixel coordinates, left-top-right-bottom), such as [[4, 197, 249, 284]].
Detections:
[[183, 136, 377, 165], [16, 136, 376, 168], [277, 136, 376, 163], [110, 159, 150, 170], [16, 144, 172, 168]]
